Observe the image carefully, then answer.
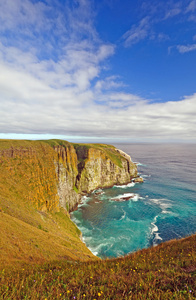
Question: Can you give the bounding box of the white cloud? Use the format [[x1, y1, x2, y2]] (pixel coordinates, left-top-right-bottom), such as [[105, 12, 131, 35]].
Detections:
[[177, 44, 196, 53], [107, 93, 147, 107], [0, 0, 48, 31], [0, 0, 196, 142], [122, 1, 184, 48], [0, 49, 196, 141], [186, 0, 196, 12], [123, 17, 150, 47], [157, 33, 170, 41], [164, 7, 181, 19], [95, 76, 124, 91]]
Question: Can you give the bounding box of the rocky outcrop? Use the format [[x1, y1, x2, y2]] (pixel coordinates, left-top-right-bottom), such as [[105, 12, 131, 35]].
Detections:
[[75, 147, 137, 193], [133, 177, 144, 183], [53, 143, 137, 211]]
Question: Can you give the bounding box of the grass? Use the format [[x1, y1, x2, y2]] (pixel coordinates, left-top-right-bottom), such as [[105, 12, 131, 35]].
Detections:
[[72, 143, 123, 168], [0, 139, 97, 266], [0, 234, 195, 299], [40, 139, 70, 148], [0, 209, 96, 269]]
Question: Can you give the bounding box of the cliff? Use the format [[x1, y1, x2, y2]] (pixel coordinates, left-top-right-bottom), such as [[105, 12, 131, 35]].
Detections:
[[54, 142, 137, 211], [0, 139, 137, 265], [0, 139, 137, 213]]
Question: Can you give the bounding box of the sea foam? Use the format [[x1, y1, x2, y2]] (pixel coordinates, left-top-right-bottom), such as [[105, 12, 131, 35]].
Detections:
[[113, 182, 135, 188], [110, 193, 139, 202], [134, 162, 146, 167], [150, 198, 172, 214], [151, 216, 163, 246]]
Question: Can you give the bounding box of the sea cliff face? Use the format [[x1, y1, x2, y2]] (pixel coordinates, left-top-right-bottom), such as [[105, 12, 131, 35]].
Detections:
[[0, 140, 137, 213], [54, 143, 137, 211], [75, 146, 137, 193]]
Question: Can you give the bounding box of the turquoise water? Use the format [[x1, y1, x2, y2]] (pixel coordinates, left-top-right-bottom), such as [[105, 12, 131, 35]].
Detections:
[[71, 144, 196, 258]]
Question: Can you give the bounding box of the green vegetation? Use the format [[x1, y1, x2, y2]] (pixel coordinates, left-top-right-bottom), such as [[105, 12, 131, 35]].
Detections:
[[41, 139, 70, 148], [0, 234, 195, 299], [73, 142, 123, 168], [38, 224, 48, 232], [73, 185, 79, 193]]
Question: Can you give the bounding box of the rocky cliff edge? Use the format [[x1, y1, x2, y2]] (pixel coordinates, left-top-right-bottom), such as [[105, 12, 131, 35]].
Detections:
[[0, 139, 137, 213]]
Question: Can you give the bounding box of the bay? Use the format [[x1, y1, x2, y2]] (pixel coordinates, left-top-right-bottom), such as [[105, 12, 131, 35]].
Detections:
[[71, 144, 196, 258]]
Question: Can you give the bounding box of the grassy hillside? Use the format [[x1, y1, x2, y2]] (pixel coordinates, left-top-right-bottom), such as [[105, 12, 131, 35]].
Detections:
[[0, 234, 195, 299], [0, 139, 96, 266], [0, 208, 96, 269]]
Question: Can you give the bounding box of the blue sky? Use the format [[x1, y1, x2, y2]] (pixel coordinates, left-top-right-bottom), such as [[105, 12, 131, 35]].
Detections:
[[0, 0, 196, 143]]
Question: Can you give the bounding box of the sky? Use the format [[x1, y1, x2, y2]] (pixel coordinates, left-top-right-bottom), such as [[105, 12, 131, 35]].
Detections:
[[0, 0, 196, 143]]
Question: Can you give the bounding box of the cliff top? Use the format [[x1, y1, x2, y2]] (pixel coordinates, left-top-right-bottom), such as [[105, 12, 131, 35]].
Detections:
[[0, 139, 128, 168]]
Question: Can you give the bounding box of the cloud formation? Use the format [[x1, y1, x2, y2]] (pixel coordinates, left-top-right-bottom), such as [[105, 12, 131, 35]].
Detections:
[[177, 44, 196, 53], [1, 42, 196, 142], [123, 17, 151, 47], [122, 0, 196, 48], [0, 0, 196, 142], [186, 0, 196, 12]]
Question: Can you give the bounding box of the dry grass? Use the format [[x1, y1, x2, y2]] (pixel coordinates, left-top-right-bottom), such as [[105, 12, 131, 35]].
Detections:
[[0, 139, 96, 267], [0, 234, 195, 299], [0, 209, 96, 269]]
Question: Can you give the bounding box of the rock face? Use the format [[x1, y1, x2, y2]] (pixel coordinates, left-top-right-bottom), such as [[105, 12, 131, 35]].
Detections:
[[133, 177, 144, 183], [53, 144, 81, 211], [0, 140, 138, 213], [54, 143, 137, 211], [75, 147, 136, 192]]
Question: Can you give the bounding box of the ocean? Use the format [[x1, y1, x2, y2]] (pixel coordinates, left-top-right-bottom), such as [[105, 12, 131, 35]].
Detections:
[[71, 144, 196, 259]]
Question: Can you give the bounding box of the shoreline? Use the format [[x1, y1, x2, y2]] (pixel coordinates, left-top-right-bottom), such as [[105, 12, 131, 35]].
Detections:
[[70, 178, 144, 258]]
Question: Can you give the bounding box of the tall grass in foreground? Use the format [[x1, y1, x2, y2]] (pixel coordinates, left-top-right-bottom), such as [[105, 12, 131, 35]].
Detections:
[[0, 234, 195, 300]]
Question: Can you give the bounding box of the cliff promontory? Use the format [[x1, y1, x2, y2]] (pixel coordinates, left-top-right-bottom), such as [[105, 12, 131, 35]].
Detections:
[[0, 139, 137, 265], [54, 142, 137, 211]]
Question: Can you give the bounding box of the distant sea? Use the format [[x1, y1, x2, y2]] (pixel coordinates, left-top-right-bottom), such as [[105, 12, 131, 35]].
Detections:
[[71, 144, 196, 258]]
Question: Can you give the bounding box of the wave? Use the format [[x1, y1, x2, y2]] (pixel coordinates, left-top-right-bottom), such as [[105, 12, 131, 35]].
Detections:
[[87, 237, 116, 257], [149, 198, 173, 214], [132, 194, 139, 201], [120, 209, 126, 220], [113, 182, 135, 188], [153, 233, 163, 245], [134, 162, 147, 167], [92, 188, 105, 195], [110, 193, 139, 202], [78, 196, 90, 207], [151, 216, 163, 246]]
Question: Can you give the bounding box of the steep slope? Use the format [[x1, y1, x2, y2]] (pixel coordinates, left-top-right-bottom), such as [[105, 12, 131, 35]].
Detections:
[[1, 234, 195, 299], [0, 139, 137, 266], [0, 209, 94, 268]]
